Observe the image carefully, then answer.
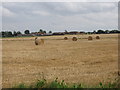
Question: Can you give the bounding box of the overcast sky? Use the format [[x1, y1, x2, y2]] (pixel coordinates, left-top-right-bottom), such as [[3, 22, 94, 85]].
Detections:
[[1, 2, 118, 33]]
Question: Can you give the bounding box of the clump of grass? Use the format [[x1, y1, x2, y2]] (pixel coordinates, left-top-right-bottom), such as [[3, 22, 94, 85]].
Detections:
[[13, 83, 28, 88], [48, 78, 68, 88], [97, 82, 117, 88], [70, 83, 83, 88], [34, 79, 46, 88], [13, 77, 118, 88]]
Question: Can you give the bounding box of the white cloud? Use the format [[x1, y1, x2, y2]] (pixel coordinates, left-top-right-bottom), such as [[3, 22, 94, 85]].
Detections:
[[63, 2, 79, 12], [2, 7, 15, 17], [0, 2, 2, 30], [32, 10, 51, 16], [1, 0, 119, 2], [0, 3, 2, 17], [2, 2, 118, 32]]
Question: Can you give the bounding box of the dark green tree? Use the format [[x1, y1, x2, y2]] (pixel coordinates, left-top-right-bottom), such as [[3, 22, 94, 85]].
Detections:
[[109, 30, 120, 33], [2, 31, 13, 37], [24, 30, 30, 34], [8, 31, 13, 37], [96, 30, 105, 34], [93, 30, 96, 34], [17, 31, 22, 35], [105, 30, 109, 34], [13, 31, 17, 36], [43, 31, 46, 34], [2, 31, 5, 37], [39, 29, 43, 33], [49, 31, 52, 33]]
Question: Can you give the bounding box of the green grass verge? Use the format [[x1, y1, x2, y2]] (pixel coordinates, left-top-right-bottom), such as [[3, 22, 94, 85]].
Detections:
[[13, 78, 118, 88]]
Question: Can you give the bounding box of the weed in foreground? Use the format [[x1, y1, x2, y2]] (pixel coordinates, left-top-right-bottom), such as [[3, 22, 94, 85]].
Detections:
[[13, 77, 118, 88]]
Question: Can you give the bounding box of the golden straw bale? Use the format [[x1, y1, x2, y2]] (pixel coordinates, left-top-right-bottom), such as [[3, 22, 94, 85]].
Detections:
[[72, 37, 77, 41], [64, 37, 68, 40], [88, 36, 93, 40], [35, 37, 44, 45], [96, 36, 100, 39]]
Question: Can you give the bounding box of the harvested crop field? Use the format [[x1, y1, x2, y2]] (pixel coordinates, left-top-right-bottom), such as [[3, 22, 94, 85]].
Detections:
[[2, 34, 118, 88]]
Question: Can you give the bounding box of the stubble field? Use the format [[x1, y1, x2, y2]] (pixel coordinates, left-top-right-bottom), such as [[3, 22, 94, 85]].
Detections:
[[2, 34, 118, 88]]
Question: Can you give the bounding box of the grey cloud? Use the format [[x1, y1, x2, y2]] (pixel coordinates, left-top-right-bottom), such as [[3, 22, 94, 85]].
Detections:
[[0, 3, 2, 30], [3, 2, 117, 16], [2, 2, 118, 32]]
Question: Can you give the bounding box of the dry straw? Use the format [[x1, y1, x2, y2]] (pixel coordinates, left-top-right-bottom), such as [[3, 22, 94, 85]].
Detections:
[[96, 36, 100, 39], [88, 36, 93, 40], [35, 37, 44, 45], [72, 37, 77, 41], [64, 37, 68, 40], [41, 39, 44, 44]]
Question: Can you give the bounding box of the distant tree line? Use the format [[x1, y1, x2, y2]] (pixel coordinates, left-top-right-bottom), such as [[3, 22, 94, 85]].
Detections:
[[1, 31, 22, 37], [0, 29, 120, 37], [0, 29, 52, 37], [89, 30, 120, 34]]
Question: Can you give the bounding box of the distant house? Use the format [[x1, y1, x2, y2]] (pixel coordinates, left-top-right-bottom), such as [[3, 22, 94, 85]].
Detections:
[[20, 34, 34, 36], [52, 32, 65, 35], [69, 31, 79, 35], [80, 32, 85, 34], [31, 32, 42, 36], [17, 34, 23, 37], [36, 32, 43, 36], [44, 33, 53, 36]]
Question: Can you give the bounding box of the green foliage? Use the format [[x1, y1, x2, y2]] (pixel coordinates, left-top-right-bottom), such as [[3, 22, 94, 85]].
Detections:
[[13, 83, 27, 88], [43, 31, 46, 34], [1, 31, 13, 37], [96, 82, 117, 88], [48, 78, 68, 88], [24, 30, 30, 34], [71, 83, 83, 88], [39, 29, 43, 33], [49, 31, 52, 33], [17, 31, 22, 35], [39, 29, 46, 34], [96, 30, 105, 34], [13, 31, 22, 36], [34, 79, 46, 88], [12, 78, 118, 88]]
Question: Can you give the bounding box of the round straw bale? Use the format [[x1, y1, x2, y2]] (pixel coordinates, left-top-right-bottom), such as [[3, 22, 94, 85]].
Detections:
[[96, 36, 100, 39], [64, 37, 68, 40], [35, 37, 40, 45], [35, 37, 44, 45], [72, 37, 77, 41], [88, 36, 93, 40]]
